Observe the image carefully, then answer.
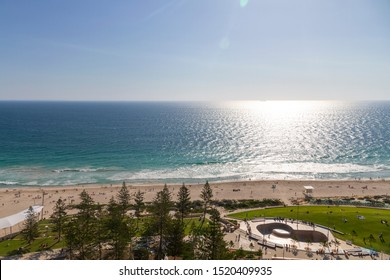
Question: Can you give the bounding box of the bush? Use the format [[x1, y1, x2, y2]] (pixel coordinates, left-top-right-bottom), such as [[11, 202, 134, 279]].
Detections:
[[212, 199, 283, 210]]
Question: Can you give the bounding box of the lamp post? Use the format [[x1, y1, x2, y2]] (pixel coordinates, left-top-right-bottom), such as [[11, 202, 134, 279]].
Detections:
[[296, 202, 299, 230], [262, 214, 265, 243], [41, 191, 45, 219], [327, 212, 330, 242]]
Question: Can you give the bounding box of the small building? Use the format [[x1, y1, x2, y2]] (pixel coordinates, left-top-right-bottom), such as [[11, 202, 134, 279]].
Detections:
[[303, 186, 314, 197]]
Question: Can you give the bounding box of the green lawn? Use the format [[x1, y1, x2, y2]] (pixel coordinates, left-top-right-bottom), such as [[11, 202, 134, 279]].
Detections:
[[0, 220, 65, 257], [228, 205, 390, 254], [183, 217, 207, 235]]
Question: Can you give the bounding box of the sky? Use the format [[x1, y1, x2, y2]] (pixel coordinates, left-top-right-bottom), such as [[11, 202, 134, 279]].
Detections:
[[0, 0, 389, 101]]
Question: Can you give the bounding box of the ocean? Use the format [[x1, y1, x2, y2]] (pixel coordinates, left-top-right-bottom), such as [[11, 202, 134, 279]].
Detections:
[[0, 101, 389, 186]]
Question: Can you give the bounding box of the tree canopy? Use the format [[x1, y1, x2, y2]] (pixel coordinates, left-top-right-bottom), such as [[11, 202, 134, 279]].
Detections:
[[22, 206, 39, 245]]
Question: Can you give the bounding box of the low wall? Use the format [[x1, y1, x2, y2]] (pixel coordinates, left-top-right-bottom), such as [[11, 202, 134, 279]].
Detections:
[[256, 223, 328, 243]]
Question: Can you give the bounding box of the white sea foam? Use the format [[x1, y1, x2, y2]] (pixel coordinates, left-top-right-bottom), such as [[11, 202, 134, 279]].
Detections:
[[0, 181, 18, 185], [107, 162, 387, 182], [1, 161, 389, 187], [53, 167, 111, 173], [250, 162, 381, 174]]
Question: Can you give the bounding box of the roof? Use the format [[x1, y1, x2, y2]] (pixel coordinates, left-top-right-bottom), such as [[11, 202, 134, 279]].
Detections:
[[0, 205, 44, 230]]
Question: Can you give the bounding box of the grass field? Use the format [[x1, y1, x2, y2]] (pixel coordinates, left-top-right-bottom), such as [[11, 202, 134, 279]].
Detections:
[[0, 220, 65, 257], [228, 205, 390, 254]]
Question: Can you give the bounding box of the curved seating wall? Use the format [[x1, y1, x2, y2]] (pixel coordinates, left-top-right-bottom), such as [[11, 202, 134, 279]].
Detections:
[[256, 223, 328, 243]]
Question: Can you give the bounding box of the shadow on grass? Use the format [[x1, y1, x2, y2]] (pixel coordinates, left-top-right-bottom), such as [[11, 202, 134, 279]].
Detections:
[[7, 246, 30, 257]]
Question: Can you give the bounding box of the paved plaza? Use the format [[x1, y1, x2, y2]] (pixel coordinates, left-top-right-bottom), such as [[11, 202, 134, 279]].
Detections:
[[242, 218, 335, 252]]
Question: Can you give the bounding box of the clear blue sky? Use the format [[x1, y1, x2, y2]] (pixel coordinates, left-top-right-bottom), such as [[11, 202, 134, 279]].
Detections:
[[0, 0, 389, 101]]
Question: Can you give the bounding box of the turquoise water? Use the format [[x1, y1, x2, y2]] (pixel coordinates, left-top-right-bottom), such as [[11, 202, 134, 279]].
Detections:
[[0, 101, 389, 186]]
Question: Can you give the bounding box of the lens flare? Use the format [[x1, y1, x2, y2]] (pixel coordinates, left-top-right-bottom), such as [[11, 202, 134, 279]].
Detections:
[[240, 0, 249, 8], [219, 37, 230, 50]]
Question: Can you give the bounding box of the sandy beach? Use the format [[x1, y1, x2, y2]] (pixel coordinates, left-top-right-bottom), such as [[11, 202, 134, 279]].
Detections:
[[1, 179, 389, 221]]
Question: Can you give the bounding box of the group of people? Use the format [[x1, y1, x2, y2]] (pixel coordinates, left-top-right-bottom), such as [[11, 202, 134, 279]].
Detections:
[[39, 243, 49, 249]]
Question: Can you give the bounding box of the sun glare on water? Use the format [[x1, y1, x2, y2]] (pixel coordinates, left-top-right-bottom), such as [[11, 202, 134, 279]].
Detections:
[[234, 100, 327, 119]]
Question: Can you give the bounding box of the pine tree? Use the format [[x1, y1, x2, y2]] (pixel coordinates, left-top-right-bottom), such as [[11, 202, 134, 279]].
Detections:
[[134, 189, 145, 228], [117, 181, 131, 217], [201, 208, 227, 260], [200, 181, 213, 228], [183, 220, 200, 260], [166, 213, 185, 259], [66, 190, 98, 259], [94, 203, 105, 260], [22, 206, 39, 245], [51, 198, 67, 240], [64, 218, 79, 260], [105, 197, 135, 259], [78, 190, 95, 215], [150, 184, 172, 259], [177, 183, 191, 224]]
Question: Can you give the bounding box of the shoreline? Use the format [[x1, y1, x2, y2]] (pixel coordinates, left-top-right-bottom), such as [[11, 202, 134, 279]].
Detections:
[[1, 176, 388, 188], [1, 176, 388, 189]]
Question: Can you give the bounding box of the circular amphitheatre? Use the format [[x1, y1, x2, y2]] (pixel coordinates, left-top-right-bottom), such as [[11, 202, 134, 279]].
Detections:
[[256, 222, 328, 243]]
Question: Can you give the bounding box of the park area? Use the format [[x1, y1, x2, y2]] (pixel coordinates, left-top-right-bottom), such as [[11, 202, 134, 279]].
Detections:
[[228, 205, 390, 254], [0, 217, 205, 258]]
